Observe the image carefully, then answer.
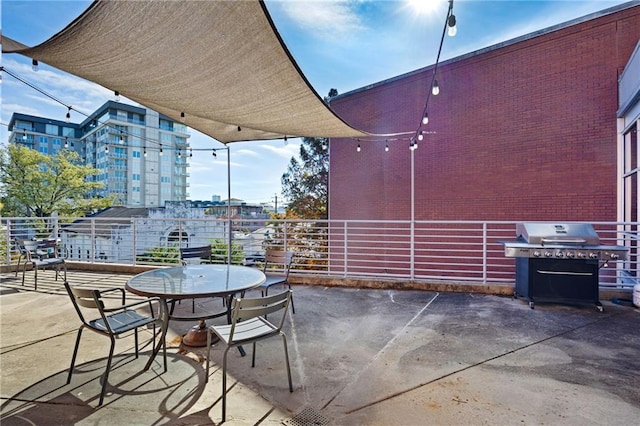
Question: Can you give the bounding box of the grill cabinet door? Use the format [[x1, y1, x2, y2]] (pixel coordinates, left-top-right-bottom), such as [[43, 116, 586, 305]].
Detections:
[[516, 258, 599, 306]]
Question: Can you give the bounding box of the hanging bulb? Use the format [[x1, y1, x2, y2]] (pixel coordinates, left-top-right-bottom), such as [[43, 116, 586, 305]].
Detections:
[[237, 126, 241, 132], [212, 149, 217, 157], [114, 91, 120, 102], [180, 112, 185, 122], [357, 143, 361, 152], [178, 150, 182, 159], [66, 107, 71, 121], [22, 130, 27, 141], [418, 130, 424, 141], [119, 130, 124, 144], [159, 144, 163, 156], [432, 79, 440, 96], [322, 140, 328, 150], [422, 112, 429, 125], [64, 137, 69, 148], [32, 59, 39, 72], [385, 140, 389, 152], [283, 135, 288, 146], [105, 145, 109, 154], [189, 148, 193, 157], [447, 14, 457, 37], [143, 147, 147, 157]]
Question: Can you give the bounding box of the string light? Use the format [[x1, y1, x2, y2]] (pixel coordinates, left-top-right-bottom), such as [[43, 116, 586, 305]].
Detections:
[[422, 112, 429, 125], [448, 13, 457, 37], [284, 135, 288, 146], [119, 130, 124, 144], [159, 144, 163, 156], [385, 140, 389, 152], [22, 130, 27, 141], [357, 143, 361, 152], [178, 149, 182, 159], [322, 140, 328, 150], [212, 149, 217, 157], [432, 79, 440, 96], [105, 145, 109, 154], [190, 148, 193, 157], [64, 137, 69, 148], [418, 130, 424, 141], [66, 107, 71, 121], [180, 112, 185, 122], [143, 146, 147, 157], [31, 59, 39, 72], [114, 91, 120, 102], [237, 126, 241, 132]]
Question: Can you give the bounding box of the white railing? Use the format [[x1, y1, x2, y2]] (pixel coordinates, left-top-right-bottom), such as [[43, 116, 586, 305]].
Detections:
[[2, 217, 638, 289]]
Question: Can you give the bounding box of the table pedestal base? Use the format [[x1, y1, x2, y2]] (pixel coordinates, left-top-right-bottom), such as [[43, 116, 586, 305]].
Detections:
[[182, 319, 218, 347]]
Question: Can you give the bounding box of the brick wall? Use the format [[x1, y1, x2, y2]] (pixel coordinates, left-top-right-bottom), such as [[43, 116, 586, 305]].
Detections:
[[329, 5, 640, 222]]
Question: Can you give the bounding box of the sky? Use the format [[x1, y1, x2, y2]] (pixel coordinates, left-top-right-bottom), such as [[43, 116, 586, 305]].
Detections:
[[1, 0, 634, 206]]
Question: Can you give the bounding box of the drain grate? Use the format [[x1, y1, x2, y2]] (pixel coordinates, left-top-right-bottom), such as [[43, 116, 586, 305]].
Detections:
[[283, 407, 331, 426]]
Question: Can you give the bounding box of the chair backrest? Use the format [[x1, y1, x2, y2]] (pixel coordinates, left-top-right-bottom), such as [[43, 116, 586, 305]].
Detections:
[[65, 282, 103, 324], [180, 245, 212, 265], [37, 239, 60, 258], [263, 250, 294, 276], [228, 291, 291, 342]]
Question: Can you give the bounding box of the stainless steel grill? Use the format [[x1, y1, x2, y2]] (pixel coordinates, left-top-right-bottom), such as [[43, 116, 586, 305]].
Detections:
[[502, 223, 629, 311], [503, 223, 628, 261]]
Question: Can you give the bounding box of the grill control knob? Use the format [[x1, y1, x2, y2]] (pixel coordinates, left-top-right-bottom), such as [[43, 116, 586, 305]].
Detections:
[[609, 253, 619, 260], [533, 251, 541, 257], [545, 251, 553, 258], [577, 252, 587, 259], [555, 251, 564, 258], [566, 252, 575, 258], [589, 252, 599, 259]]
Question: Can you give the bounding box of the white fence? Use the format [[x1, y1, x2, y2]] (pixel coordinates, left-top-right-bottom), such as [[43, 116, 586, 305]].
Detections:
[[2, 217, 638, 289]]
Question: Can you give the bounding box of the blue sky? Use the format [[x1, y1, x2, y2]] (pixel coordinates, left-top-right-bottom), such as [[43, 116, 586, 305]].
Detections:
[[1, 0, 633, 205]]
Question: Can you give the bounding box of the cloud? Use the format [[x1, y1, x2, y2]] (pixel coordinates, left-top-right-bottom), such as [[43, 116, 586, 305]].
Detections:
[[278, 0, 366, 41]]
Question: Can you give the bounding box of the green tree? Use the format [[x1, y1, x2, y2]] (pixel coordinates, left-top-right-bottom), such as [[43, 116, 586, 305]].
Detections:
[[0, 144, 113, 217], [281, 89, 336, 219]]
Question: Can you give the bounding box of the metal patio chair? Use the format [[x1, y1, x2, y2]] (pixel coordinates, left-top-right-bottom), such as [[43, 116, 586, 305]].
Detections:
[[205, 290, 294, 422], [178, 245, 213, 313], [64, 282, 165, 406], [259, 250, 295, 314], [19, 239, 67, 290]]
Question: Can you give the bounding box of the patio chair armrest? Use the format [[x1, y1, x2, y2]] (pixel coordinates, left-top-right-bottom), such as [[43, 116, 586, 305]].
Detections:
[[104, 297, 162, 318], [99, 287, 126, 304]]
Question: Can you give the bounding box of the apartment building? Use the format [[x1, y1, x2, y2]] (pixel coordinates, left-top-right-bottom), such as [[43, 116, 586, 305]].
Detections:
[[8, 101, 190, 207]]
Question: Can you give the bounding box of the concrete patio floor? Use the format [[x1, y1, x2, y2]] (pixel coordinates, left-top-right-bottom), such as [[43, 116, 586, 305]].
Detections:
[[1, 269, 639, 425]]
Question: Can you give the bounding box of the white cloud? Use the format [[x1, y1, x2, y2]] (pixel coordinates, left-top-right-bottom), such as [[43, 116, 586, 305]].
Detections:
[[278, 0, 366, 41]]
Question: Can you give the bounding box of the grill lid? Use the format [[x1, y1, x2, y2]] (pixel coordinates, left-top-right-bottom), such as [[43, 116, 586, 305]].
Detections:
[[516, 223, 600, 246]]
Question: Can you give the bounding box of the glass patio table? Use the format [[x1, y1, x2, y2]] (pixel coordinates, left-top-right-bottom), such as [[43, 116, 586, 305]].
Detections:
[[126, 264, 266, 368]]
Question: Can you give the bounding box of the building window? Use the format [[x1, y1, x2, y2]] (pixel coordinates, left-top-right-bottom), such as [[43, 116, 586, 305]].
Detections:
[[45, 124, 58, 135], [133, 150, 141, 158], [39, 146, 48, 154]]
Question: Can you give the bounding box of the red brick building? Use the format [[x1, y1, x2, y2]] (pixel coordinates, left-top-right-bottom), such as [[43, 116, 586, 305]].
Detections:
[[329, 4, 640, 223]]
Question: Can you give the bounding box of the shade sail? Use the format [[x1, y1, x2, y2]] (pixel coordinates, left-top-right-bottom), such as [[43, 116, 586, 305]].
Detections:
[[2, 0, 373, 143]]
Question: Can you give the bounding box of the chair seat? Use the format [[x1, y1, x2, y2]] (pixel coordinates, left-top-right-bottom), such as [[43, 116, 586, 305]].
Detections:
[[90, 310, 157, 335], [260, 274, 287, 288], [212, 317, 278, 345], [33, 258, 65, 267]]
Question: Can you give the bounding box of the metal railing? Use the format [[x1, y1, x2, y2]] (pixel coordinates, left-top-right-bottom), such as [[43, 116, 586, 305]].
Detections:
[[2, 217, 638, 289]]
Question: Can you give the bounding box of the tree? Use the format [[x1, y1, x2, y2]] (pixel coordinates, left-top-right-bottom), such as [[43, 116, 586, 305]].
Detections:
[[0, 144, 113, 218], [281, 89, 337, 219]]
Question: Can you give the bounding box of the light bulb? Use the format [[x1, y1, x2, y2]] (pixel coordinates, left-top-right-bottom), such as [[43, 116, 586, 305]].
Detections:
[[114, 91, 120, 102], [32, 59, 39, 72], [447, 14, 457, 37], [385, 141, 389, 152], [432, 79, 440, 96], [189, 149, 193, 157], [180, 112, 185, 122], [119, 131, 124, 144], [143, 147, 147, 157], [212, 150, 217, 157], [22, 131, 27, 141], [64, 137, 69, 148], [322, 141, 328, 150], [66, 107, 71, 121], [159, 144, 163, 156], [418, 131, 424, 141], [357, 144, 361, 152], [178, 150, 182, 159], [284, 136, 288, 146], [105, 145, 109, 154], [422, 112, 429, 125]]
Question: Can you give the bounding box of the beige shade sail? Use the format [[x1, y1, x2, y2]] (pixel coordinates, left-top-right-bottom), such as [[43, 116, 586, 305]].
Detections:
[[2, 0, 379, 143]]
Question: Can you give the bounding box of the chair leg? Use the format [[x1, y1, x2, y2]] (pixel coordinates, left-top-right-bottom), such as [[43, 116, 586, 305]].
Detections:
[[134, 328, 139, 358], [281, 333, 293, 392], [205, 328, 212, 382], [99, 336, 117, 406], [222, 346, 231, 422], [289, 285, 295, 314], [33, 264, 38, 291], [67, 327, 84, 384], [251, 341, 257, 368]]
